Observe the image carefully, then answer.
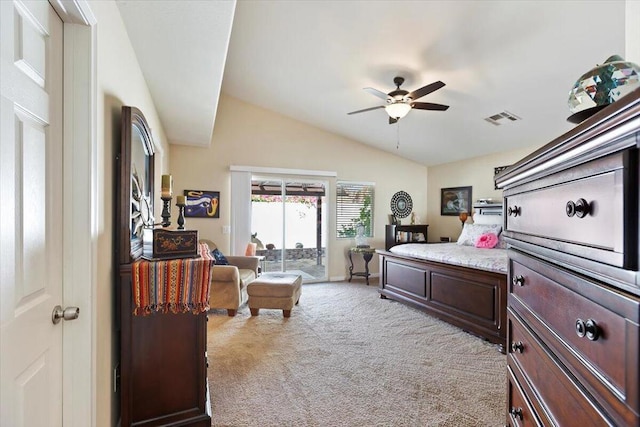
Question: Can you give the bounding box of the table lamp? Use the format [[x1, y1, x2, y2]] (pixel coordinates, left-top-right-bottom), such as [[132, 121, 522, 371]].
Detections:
[[459, 211, 468, 228]]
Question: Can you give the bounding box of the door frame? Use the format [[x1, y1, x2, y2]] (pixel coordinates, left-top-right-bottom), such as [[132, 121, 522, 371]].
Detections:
[[230, 166, 336, 282], [49, 1, 97, 425]]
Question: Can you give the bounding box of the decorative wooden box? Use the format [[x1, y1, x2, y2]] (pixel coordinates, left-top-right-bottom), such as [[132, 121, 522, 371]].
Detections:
[[143, 228, 199, 260]]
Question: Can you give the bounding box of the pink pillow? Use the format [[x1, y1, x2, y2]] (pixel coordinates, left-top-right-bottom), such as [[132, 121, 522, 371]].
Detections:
[[476, 233, 498, 249]]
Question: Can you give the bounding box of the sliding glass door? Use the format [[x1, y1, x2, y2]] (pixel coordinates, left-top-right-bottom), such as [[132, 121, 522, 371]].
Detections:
[[251, 177, 327, 282]]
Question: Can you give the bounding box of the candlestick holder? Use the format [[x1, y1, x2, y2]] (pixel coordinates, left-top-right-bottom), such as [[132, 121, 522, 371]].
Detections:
[[176, 201, 186, 230], [161, 196, 172, 227]]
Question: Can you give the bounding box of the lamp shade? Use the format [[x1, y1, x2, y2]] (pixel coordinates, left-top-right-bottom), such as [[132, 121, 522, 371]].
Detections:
[[385, 102, 412, 119]]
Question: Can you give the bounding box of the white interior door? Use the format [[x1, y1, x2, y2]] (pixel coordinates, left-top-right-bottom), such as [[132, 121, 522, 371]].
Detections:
[[0, 1, 64, 426]]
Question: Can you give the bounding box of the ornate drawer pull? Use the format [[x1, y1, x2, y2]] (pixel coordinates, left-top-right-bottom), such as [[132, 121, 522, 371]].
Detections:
[[565, 198, 591, 218], [511, 341, 524, 353], [512, 275, 525, 287], [575, 318, 600, 341], [510, 406, 523, 420], [507, 205, 521, 217]]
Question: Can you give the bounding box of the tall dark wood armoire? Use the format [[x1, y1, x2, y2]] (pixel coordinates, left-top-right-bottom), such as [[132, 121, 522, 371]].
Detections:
[[116, 106, 210, 427]]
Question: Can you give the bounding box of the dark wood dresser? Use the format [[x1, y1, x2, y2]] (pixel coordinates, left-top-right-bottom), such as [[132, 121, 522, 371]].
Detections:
[[496, 87, 640, 427]]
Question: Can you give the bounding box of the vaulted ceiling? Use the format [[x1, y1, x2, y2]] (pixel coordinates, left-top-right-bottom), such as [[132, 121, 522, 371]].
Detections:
[[117, 0, 628, 166]]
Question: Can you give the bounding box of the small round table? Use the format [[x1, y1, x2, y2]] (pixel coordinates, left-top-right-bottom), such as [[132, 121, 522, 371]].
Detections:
[[348, 246, 376, 286]]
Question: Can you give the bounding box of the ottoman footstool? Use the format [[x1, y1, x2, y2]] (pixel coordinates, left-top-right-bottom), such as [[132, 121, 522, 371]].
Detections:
[[247, 273, 302, 317]]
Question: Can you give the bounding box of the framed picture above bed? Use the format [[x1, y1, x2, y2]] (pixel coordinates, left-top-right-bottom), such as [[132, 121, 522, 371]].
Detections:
[[440, 186, 472, 216]]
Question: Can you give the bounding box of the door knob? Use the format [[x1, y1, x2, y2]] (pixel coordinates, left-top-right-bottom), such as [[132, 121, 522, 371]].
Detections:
[[52, 305, 80, 324]]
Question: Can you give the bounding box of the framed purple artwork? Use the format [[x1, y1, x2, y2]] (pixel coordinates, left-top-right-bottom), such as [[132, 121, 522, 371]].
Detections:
[[184, 190, 219, 218]]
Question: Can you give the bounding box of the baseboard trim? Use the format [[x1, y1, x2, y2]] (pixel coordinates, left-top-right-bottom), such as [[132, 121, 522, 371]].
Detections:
[[330, 273, 379, 282]]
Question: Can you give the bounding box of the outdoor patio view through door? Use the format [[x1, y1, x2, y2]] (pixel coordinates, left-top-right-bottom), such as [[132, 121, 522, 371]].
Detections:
[[250, 178, 327, 282]]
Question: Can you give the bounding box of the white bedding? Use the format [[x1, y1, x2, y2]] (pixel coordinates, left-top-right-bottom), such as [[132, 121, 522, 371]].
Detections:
[[388, 242, 508, 274]]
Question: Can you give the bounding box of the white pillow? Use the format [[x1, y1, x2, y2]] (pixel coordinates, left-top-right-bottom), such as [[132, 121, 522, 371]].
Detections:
[[457, 223, 503, 246], [496, 233, 507, 249]]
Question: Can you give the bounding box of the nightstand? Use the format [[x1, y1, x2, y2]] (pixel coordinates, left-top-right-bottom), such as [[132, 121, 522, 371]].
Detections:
[[348, 247, 376, 286]]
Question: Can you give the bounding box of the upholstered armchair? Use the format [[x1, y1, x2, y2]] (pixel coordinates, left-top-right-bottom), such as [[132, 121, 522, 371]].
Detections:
[[201, 240, 260, 316]]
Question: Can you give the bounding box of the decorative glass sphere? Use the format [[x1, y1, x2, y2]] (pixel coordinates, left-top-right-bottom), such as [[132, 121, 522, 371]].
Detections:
[[568, 55, 640, 123]]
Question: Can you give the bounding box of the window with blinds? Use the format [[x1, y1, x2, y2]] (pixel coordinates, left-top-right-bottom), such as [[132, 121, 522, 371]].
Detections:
[[336, 181, 374, 238]]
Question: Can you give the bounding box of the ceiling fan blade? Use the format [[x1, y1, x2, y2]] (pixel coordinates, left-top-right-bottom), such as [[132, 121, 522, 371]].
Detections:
[[411, 102, 449, 111], [347, 105, 385, 115], [363, 87, 391, 101], [389, 117, 398, 125], [407, 81, 445, 101]]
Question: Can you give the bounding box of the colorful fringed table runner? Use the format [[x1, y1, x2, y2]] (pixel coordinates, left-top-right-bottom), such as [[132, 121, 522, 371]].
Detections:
[[132, 243, 213, 315]]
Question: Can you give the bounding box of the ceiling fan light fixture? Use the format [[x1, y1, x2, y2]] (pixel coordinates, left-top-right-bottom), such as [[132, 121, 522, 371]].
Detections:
[[385, 102, 411, 119], [348, 77, 448, 124]]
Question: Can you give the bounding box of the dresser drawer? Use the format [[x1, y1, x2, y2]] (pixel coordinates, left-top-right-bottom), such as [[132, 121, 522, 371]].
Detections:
[[505, 169, 624, 266], [509, 250, 640, 423], [508, 312, 615, 426], [502, 150, 640, 268], [507, 365, 543, 427]]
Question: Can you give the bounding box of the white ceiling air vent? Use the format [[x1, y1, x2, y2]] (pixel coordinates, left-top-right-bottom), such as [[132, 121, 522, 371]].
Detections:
[[484, 110, 521, 126]]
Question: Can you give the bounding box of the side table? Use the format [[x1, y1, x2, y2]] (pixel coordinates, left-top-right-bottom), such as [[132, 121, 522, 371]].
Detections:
[[348, 247, 376, 286]]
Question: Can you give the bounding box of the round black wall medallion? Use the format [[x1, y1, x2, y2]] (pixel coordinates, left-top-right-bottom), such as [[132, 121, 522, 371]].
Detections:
[[391, 191, 413, 218]]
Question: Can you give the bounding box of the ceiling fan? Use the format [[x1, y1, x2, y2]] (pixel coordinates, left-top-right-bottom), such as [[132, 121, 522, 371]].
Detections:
[[348, 76, 449, 124]]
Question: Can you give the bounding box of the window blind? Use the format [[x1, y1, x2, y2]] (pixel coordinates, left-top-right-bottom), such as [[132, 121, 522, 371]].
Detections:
[[336, 181, 374, 238]]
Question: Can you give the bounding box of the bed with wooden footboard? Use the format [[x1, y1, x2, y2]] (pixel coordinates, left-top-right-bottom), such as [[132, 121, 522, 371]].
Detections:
[[377, 209, 508, 352]]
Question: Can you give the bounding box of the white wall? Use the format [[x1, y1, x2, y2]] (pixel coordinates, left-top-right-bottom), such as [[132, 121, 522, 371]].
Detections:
[[627, 0, 640, 63], [422, 0, 639, 243], [92, 1, 169, 425], [426, 146, 540, 242], [170, 94, 428, 280]]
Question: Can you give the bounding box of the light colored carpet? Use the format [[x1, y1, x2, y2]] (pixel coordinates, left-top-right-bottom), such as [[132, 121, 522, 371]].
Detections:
[[281, 269, 316, 280], [207, 281, 506, 426]]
